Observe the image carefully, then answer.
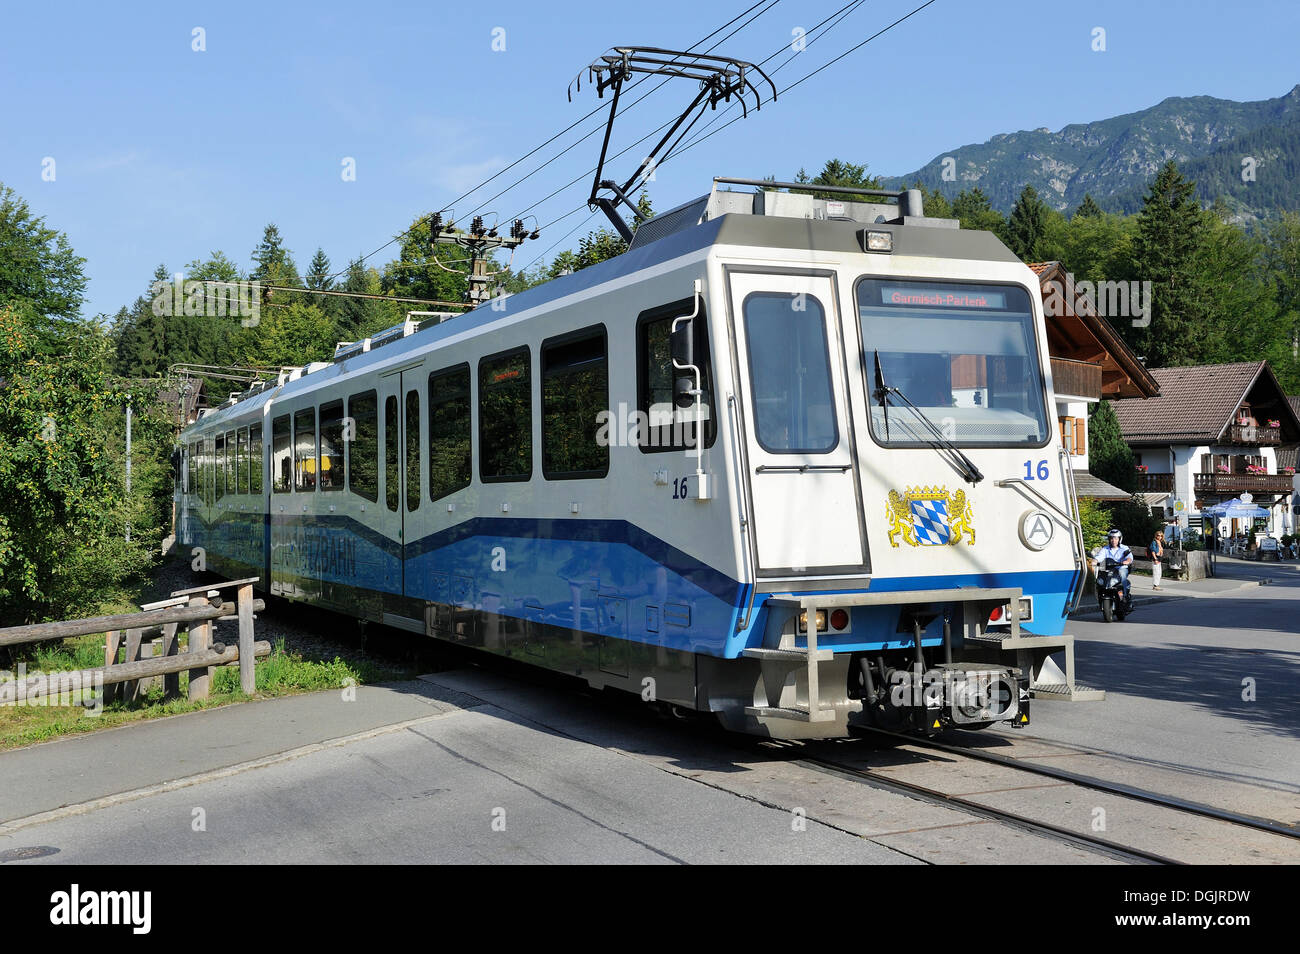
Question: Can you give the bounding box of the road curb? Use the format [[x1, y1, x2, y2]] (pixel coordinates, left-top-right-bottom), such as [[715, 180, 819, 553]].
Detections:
[[0, 709, 469, 837]]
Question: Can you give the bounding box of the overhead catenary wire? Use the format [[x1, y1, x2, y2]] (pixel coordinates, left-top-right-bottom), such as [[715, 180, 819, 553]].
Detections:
[[324, 0, 779, 284], [676, 0, 940, 159], [501, 0, 871, 229]]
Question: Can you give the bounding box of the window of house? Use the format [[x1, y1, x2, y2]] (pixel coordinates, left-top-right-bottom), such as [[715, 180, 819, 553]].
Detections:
[[429, 365, 472, 500], [542, 328, 609, 478]]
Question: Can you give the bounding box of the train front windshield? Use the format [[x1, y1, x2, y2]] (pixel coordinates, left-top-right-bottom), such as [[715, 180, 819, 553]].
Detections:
[[856, 279, 1049, 446]]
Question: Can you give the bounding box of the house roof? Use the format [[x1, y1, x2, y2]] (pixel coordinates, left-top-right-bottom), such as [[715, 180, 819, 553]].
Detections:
[[1112, 362, 1300, 445], [1027, 262, 1159, 399], [1073, 471, 1132, 501]]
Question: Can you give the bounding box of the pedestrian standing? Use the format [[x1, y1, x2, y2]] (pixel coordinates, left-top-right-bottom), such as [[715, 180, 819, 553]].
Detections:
[[1150, 529, 1165, 589]]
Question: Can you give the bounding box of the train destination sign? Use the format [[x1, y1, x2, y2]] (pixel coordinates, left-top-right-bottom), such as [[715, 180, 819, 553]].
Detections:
[[879, 286, 1008, 310]]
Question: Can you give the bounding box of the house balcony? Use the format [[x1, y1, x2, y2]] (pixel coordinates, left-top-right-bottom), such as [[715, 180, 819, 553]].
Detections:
[[1194, 472, 1293, 495], [1136, 472, 1175, 493], [1051, 357, 1103, 400], [1226, 423, 1280, 445]]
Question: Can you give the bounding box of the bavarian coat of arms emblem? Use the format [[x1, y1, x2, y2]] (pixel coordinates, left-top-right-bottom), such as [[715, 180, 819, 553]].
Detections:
[[887, 486, 975, 547]]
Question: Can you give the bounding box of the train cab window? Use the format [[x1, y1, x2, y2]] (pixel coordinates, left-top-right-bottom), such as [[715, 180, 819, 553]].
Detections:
[[479, 348, 532, 482], [182, 444, 191, 494], [214, 433, 226, 499], [542, 328, 609, 479], [384, 396, 399, 512], [293, 408, 316, 491], [405, 390, 421, 511], [636, 300, 715, 453], [319, 400, 346, 492], [272, 414, 291, 493], [428, 366, 471, 501], [742, 291, 838, 453], [250, 423, 263, 494], [236, 427, 250, 494], [348, 391, 378, 502]]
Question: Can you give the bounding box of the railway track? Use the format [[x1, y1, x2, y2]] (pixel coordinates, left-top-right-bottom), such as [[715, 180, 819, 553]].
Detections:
[[773, 729, 1300, 865]]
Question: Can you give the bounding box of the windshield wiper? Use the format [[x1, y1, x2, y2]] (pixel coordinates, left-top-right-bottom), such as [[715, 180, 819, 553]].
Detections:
[[872, 350, 984, 485]]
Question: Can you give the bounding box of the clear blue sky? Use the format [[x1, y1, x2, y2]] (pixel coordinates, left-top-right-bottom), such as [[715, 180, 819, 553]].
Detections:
[[3, 0, 1297, 320]]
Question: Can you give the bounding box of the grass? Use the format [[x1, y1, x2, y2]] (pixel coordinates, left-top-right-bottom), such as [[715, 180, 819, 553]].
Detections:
[[0, 633, 414, 751]]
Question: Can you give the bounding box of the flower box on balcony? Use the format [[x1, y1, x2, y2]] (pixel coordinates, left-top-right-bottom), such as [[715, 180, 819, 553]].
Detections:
[[1267, 419, 1281, 428], [1136, 464, 1148, 473]]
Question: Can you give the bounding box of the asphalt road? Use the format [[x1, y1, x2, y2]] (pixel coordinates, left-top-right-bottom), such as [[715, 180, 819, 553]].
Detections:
[[990, 560, 1300, 805]]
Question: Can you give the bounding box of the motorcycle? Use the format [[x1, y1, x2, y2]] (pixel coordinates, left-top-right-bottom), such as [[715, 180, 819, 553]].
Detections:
[[1095, 557, 1132, 623]]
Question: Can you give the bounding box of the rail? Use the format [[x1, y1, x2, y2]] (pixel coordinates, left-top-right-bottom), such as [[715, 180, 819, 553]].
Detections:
[[0, 578, 267, 706]]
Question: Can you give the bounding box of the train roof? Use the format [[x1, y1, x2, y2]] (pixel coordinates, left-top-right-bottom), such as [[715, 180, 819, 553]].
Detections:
[[184, 181, 1020, 435]]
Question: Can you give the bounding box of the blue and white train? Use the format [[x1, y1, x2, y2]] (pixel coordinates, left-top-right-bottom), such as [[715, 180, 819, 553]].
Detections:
[[177, 178, 1090, 739]]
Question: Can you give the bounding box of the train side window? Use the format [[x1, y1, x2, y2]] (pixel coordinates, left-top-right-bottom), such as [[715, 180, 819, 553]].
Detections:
[[250, 423, 263, 494], [742, 291, 838, 454], [236, 427, 250, 494], [348, 390, 378, 502], [405, 389, 421, 511], [636, 300, 715, 453], [319, 400, 345, 492], [542, 327, 609, 479], [384, 396, 399, 512], [428, 365, 471, 501], [272, 414, 291, 493], [293, 408, 316, 491], [215, 433, 226, 499], [479, 347, 532, 482], [226, 431, 236, 495]]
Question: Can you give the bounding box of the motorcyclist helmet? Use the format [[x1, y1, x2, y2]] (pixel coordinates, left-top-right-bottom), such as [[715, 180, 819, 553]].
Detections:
[[1107, 528, 1122, 543]]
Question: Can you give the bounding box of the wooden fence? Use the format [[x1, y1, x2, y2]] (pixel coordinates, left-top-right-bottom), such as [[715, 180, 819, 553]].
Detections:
[[0, 577, 267, 706]]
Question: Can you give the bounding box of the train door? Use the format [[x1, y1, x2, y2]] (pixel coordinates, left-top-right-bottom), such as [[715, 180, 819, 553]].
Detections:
[[377, 363, 426, 615], [727, 269, 867, 575]]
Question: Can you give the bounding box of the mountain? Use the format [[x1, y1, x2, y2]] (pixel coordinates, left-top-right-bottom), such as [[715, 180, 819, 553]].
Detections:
[[880, 85, 1300, 220]]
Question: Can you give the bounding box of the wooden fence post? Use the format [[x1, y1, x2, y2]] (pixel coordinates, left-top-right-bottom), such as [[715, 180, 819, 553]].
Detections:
[[237, 582, 256, 695], [103, 630, 121, 705], [161, 621, 180, 699], [187, 596, 213, 701], [123, 628, 142, 702]]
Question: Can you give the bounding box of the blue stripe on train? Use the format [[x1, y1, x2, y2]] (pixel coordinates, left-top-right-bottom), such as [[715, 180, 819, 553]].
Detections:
[[193, 511, 1075, 655]]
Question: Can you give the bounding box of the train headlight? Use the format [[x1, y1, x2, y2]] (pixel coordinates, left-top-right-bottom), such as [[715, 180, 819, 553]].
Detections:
[[797, 610, 828, 633], [863, 229, 893, 252]]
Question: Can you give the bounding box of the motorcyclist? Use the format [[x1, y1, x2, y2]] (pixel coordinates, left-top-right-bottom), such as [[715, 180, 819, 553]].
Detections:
[[1093, 529, 1134, 603]]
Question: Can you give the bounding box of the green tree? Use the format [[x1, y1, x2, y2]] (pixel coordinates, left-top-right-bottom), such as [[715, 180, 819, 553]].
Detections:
[[1262, 211, 1300, 393], [1074, 193, 1104, 218], [1130, 161, 1208, 364], [951, 188, 1007, 236], [0, 185, 171, 621], [1088, 400, 1138, 494], [1005, 185, 1050, 261], [250, 223, 301, 287], [306, 248, 333, 291], [0, 183, 87, 322], [237, 300, 336, 369], [792, 159, 881, 200]]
